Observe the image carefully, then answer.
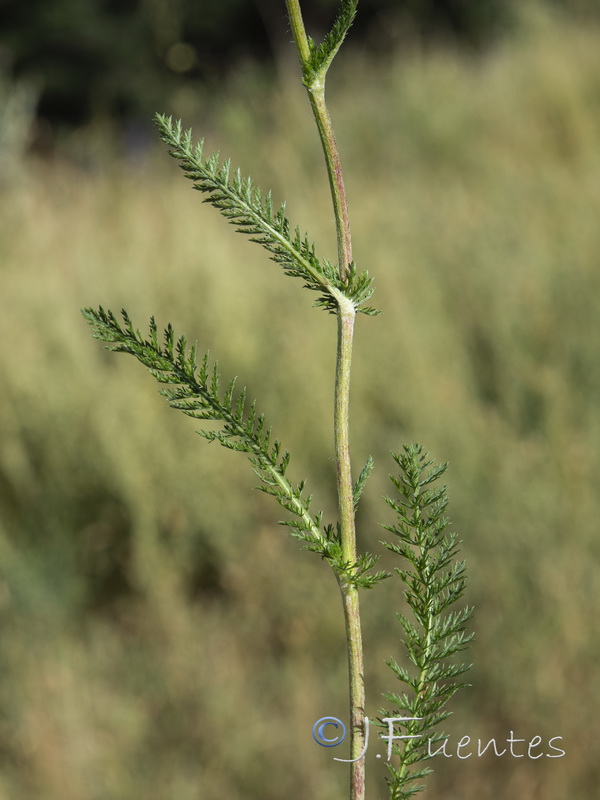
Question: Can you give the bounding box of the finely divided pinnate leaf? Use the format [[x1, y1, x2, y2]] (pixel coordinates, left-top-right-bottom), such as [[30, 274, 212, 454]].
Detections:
[[82, 306, 331, 551], [380, 443, 473, 799], [154, 114, 378, 316], [353, 454, 374, 510], [81, 307, 381, 588], [305, 0, 358, 84], [352, 550, 390, 589]]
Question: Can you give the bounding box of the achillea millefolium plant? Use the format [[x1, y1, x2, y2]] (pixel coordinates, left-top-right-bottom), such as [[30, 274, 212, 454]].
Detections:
[[83, 1, 473, 798]]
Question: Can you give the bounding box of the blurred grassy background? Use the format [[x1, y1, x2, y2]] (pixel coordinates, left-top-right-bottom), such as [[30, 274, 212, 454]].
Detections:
[[1, 4, 600, 799]]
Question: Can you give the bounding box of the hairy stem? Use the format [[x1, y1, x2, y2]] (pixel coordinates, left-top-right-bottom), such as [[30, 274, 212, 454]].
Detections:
[[308, 86, 353, 278], [285, 0, 353, 278], [286, 2, 365, 798], [335, 298, 357, 569], [336, 298, 365, 799], [285, 0, 311, 65], [340, 580, 366, 797]]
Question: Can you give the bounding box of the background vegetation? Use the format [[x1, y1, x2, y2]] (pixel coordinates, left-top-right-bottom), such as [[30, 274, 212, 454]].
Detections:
[[1, 0, 598, 133], [0, 0, 509, 127], [1, 3, 599, 799]]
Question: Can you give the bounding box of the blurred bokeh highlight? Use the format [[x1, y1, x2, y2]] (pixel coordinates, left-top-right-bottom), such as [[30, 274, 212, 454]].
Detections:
[[1, 1, 599, 798]]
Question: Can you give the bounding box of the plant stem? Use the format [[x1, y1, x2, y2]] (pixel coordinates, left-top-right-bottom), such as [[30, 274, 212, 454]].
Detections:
[[285, 3, 365, 799], [309, 87, 353, 278], [336, 298, 365, 800], [285, 0, 353, 278], [340, 578, 366, 798], [285, 0, 311, 65]]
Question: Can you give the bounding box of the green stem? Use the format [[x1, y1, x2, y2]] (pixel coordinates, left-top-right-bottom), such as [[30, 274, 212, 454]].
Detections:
[[286, 3, 365, 799], [335, 298, 357, 569], [340, 579, 366, 799], [285, 0, 311, 65], [308, 86, 353, 278], [336, 299, 365, 800], [285, 0, 353, 279]]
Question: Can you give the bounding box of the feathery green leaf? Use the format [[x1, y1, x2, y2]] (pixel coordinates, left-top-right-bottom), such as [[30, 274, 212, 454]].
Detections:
[[304, 0, 358, 84], [82, 306, 335, 554], [154, 114, 378, 315], [353, 454, 374, 510], [380, 443, 473, 799]]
